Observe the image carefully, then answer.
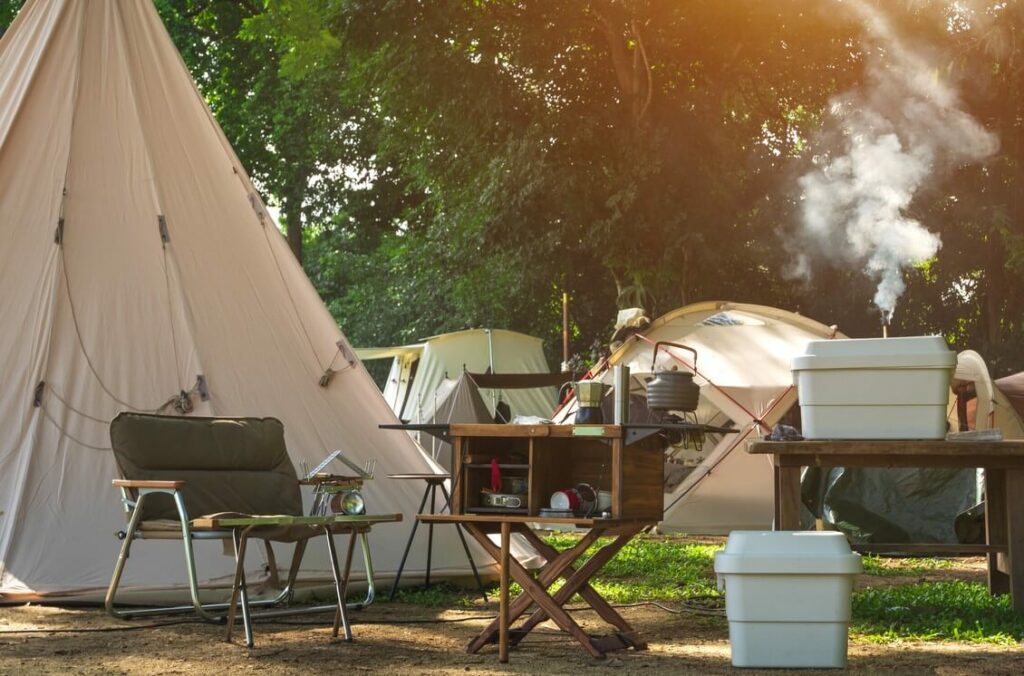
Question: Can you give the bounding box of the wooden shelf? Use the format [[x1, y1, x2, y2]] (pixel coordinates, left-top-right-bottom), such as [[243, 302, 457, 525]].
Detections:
[[466, 506, 529, 515], [450, 424, 663, 521]]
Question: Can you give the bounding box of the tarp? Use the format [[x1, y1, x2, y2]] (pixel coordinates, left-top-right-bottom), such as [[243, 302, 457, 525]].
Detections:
[[0, 0, 486, 602], [416, 373, 494, 470]]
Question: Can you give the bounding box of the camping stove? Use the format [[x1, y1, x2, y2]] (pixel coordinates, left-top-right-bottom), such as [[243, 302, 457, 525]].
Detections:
[[656, 412, 706, 451]]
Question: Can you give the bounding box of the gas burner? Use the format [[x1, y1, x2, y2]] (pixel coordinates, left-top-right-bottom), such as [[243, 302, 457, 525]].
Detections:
[[657, 411, 705, 451]]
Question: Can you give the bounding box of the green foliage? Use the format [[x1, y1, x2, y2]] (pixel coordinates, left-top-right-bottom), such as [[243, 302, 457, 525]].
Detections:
[[1, 1, 1022, 370], [859, 553, 954, 577], [543, 533, 722, 603], [852, 581, 1024, 644]]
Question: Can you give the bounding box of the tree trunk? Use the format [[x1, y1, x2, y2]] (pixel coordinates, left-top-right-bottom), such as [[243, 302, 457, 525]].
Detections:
[[984, 231, 1005, 346], [283, 198, 303, 265]]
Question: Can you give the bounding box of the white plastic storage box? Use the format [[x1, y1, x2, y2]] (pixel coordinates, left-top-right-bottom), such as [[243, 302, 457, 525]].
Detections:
[[793, 335, 956, 439], [714, 531, 862, 668]]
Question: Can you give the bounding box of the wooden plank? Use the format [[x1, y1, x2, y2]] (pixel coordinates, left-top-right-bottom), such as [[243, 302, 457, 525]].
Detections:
[[450, 423, 552, 438], [467, 528, 603, 653], [771, 453, 1024, 470], [619, 442, 663, 520], [192, 513, 401, 529], [452, 436, 465, 515], [777, 465, 802, 530], [499, 522, 510, 663], [612, 436, 623, 519], [112, 479, 184, 489], [450, 423, 624, 439], [1005, 468, 1024, 612], [749, 439, 1024, 457], [520, 527, 644, 644], [986, 468, 1010, 595], [418, 513, 654, 527], [464, 523, 603, 658], [852, 543, 1002, 555]]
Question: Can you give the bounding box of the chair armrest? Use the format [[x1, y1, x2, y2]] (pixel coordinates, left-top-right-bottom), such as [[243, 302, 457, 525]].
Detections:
[[112, 479, 185, 490]]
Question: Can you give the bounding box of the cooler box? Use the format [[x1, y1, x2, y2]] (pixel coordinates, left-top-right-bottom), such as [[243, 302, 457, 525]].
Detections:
[[714, 531, 862, 668], [792, 335, 956, 439]]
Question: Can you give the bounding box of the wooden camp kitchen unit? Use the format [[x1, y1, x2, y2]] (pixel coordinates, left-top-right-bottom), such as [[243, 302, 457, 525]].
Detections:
[[449, 423, 663, 520], [417, 423, 664, 662]]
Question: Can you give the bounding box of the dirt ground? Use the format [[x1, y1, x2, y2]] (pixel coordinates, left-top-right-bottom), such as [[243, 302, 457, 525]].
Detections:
[[2, 557, 1022, 675]]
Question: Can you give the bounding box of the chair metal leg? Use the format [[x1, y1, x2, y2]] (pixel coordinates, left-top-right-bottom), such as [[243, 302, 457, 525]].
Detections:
[[388, 482, 432, 599], [105, 493, 149, 618], [425, 483, 436, 588], [325, 528, 353, 641], [439, 482, 488, 602], [226, 528, 255, 648], [355, 531, 376, 608]]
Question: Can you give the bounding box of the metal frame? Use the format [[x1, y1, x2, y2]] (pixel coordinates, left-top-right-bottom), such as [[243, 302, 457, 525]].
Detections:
[[104, 485, 379, 634]]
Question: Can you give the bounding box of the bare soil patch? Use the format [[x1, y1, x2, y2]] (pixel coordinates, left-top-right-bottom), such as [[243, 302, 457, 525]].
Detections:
[[2, 555, 1021, 676]]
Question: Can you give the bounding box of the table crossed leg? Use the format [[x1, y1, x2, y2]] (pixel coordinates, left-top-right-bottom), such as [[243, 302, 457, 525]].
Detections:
[[518, 527, 648, 652], [462, 523, 646, 659]]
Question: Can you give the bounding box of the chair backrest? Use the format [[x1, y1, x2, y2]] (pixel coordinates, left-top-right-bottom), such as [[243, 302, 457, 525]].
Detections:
[[109, 413, 302, 520]]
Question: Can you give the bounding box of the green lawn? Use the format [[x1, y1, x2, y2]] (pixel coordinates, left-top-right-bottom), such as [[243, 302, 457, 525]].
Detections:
[[389, 533, 1024, 645]]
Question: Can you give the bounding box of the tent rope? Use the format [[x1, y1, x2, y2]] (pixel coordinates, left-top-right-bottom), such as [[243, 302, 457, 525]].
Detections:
[[57, 247, 169, 412], [58, 243, 191, 409], [45, 383, 113, 425], [37, 400, 112, 452]]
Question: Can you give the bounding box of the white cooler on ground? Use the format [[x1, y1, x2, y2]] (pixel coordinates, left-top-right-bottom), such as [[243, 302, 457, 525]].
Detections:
[[793, 335, 956, 439], [714, 531, 862, 668]]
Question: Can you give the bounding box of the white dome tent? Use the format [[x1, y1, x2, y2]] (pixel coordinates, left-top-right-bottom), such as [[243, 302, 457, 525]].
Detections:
[[556, 301, 843, 533]]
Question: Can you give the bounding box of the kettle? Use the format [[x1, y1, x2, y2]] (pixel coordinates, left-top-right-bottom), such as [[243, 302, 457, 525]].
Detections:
[[647, 342, 700, 413]]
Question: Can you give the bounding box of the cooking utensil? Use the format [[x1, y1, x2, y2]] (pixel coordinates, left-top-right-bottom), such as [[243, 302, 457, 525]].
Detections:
[[647, 341, 700, 413]]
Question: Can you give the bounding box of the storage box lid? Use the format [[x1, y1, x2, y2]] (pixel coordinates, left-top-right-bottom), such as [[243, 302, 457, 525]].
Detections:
[[714, 531, 863, 574], [793, 336, 956, 371]]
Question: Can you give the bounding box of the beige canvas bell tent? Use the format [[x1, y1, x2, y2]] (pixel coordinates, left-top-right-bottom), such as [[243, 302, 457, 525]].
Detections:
[[357, 328, 558, 425], [0, 0, 485, 601], [554, 301, 843, 533]]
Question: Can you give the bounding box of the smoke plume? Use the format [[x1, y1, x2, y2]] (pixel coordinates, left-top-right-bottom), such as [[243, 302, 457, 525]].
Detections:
[[793, 0, 998, 319]]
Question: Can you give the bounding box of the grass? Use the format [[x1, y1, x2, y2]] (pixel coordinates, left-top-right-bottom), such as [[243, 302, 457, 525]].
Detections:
[[388, 532, 1024, 645]]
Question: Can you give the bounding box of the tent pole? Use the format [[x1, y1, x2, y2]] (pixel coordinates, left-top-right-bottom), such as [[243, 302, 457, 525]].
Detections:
[[562, 292, 570, 370]]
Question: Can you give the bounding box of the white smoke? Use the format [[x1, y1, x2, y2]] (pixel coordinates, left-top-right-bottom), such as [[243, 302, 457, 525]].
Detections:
[[794, 0, 998, 319]]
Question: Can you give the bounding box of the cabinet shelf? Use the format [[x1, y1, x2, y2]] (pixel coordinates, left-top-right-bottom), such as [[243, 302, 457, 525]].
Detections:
[[466, 506, 529, 515], [451, 424, 664, 522]]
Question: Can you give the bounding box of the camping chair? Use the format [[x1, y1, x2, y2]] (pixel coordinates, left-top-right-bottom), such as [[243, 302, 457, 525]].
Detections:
[[104, 412, 400, 647]]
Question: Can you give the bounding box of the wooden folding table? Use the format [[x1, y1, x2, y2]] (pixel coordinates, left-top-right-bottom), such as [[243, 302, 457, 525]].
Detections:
[[419, 513, 654, 661]]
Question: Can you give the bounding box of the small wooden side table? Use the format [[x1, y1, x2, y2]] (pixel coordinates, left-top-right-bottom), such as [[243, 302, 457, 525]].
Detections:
[[387, 473, 487, 600]]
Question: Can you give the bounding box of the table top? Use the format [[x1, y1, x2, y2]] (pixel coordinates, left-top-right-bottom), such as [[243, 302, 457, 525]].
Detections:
[[419, 513, 657, 528], [387, 473, 451, 481], [192, 513, 402, 529], [749, 439, 1024, 456]]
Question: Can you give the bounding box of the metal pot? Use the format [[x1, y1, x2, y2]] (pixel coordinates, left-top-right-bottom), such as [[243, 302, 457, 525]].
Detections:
[[647, 342, 700, 413]]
